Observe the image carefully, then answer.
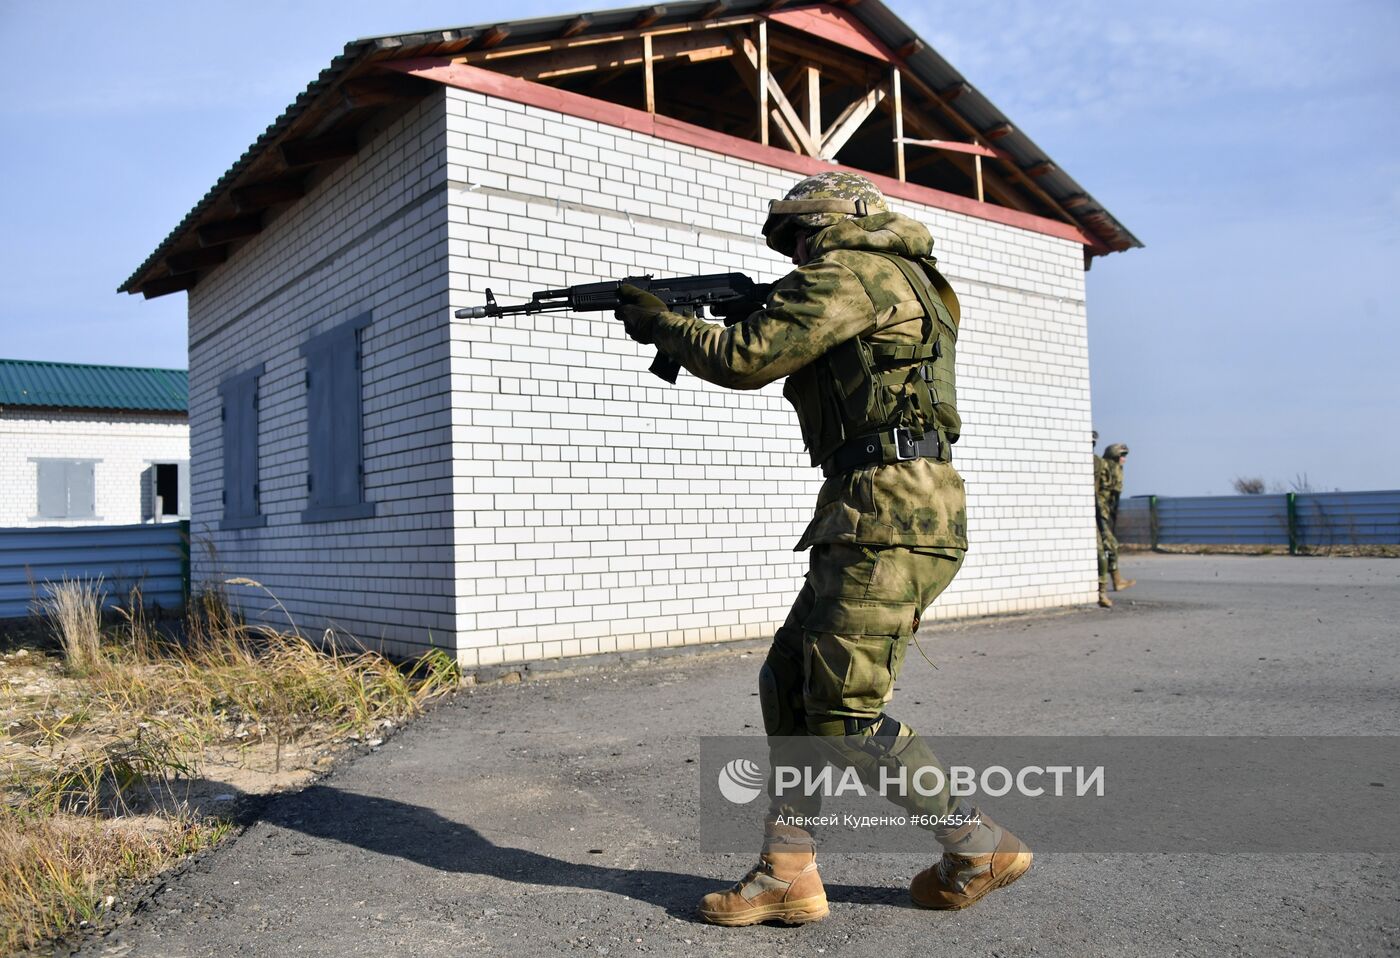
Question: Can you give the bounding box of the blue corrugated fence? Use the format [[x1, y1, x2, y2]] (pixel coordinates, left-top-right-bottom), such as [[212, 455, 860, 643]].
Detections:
[[1156, 495, 1291, 545], [1116, 491, 1400, 549], [0, 522, 188, 619], [1294, 491, 1400, 546]]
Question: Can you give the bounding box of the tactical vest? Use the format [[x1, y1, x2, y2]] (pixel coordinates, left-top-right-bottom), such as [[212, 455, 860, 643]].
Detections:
[[783, 252, 961, 474]]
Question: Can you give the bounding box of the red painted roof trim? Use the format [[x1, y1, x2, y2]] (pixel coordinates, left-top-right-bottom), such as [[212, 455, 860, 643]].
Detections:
[[389, 58, 1097, 249], [767, 6, 893, 63]]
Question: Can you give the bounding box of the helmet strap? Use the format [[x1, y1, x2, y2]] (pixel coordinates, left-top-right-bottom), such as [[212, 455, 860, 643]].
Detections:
[[767, 197, 869, 217]]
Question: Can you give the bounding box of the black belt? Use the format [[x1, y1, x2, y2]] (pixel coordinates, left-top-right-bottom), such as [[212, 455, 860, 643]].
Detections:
[[823, 427, 946, 478]]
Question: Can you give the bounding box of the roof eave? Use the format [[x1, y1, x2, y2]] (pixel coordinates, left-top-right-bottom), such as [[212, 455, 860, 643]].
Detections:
[[121, 1, 1138, 297]]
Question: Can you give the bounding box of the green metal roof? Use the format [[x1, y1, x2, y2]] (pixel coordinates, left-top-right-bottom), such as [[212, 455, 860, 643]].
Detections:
[[0, 359, 188, 413]]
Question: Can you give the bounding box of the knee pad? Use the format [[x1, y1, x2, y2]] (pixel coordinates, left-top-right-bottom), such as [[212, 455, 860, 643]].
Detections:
[[759, 642, 803, 736]]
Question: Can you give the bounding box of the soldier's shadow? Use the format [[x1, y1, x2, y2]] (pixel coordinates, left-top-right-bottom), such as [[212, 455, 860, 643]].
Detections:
[[269, 784, 904, 922]]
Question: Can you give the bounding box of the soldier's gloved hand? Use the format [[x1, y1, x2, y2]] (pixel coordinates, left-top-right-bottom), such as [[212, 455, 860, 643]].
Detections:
[[709, 283, 773, 326], [614, 284, 666, 345]]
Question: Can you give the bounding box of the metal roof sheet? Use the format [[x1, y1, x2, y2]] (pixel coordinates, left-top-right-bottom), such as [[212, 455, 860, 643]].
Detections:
[[120, 1, 1139, 295], [0, 359, 188, 413]]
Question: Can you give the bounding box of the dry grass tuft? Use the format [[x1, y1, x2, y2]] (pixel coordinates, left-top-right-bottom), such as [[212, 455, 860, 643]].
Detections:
[[0, 808, 230, 952], [1, 579, 460, 954], [37, 577, 106, 676]]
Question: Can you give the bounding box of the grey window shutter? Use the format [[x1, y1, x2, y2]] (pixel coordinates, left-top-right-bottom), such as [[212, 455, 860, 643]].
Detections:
[[221, 392, 245, 518], [236, 384, 258, 512], [305, 342, 335, 508], [37, 461, 66, 518], [301, 313, 371, 521], [219, 365, 263, 526], [68, 461, 96, 519], [176, 460, 191, 518], [329, 329, 364, 507], [141, 465, 157, 521]]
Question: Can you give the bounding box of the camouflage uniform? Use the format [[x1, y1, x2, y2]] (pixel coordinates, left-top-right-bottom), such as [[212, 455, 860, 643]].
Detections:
[[1093, 452, 1113, 603], [618, 172, 1030, 923], [1097, 443, 1133, 595], [1104, 443, 1128, 528]]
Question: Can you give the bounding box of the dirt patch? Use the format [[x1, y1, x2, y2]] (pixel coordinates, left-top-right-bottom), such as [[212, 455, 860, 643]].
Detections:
[[0, 597, 457, 957]]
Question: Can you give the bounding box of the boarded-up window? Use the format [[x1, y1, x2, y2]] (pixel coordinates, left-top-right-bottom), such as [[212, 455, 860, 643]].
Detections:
[[34, 460, 97, 519], [219, 364, 264, 529], [301, 313, 374, 523]]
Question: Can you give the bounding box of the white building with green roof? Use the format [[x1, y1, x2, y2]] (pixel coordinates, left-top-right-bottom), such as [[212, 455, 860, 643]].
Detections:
[[0, 359, 190, 528]]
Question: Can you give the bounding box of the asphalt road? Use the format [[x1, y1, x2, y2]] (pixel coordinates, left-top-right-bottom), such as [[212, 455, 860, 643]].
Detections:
[[74, 555, 1400, 957]]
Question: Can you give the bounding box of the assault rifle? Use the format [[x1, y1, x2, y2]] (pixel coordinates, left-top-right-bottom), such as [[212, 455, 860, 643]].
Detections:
[[454, 272, 768, 383]]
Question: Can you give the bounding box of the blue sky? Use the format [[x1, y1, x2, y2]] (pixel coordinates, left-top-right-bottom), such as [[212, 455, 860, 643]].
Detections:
[[0, 1, 1395, 495]]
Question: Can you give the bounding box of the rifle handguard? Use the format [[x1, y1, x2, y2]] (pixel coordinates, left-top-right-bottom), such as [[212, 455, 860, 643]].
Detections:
[[455, 272, 762, 384]]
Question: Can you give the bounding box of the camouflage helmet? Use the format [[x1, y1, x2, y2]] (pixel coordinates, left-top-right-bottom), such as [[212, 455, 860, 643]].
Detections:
[[1105, 443, 1129, 460], [762, 171, 887, 256]]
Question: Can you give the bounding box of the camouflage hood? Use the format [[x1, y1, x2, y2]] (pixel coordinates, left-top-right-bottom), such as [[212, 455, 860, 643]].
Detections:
[[806, 211, 935, 260]]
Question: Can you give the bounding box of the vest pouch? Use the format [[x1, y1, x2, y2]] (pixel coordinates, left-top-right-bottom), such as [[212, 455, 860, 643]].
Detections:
[[831, 338, 884, 433], [926, 315, 961, 443], [933, 396, 961, 443], [782, 372, 823, 456], [784, 362, 850, 464], [816, 365, 851, 463]]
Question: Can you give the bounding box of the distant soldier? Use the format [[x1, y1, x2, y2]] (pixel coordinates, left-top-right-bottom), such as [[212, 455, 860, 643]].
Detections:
[[1092, 434, 1114, 605], [1093, 433, 1111, 607], [1097, 442, 1135, 603]]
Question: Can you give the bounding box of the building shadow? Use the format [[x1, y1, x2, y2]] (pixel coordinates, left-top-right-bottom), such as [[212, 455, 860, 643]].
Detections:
[[264, 784, 906, 921]]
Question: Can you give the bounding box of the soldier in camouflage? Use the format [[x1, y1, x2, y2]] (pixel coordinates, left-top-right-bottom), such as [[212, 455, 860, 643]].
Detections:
[[615, 172, 1031, 926], [1097, 442, 1135, 599], [1093, 433, 1112, 607]]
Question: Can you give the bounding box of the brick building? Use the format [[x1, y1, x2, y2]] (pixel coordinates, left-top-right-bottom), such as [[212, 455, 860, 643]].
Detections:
[[0, 360, 190, 529], [120, 2, 1138, 665]]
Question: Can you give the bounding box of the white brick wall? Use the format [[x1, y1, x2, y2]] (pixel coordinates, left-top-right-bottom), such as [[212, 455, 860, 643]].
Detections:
[[444, 87, 1098, 667], [185, 85, 1098, 666], [0, 409, 188, 527], [186, 95, 453, 658]]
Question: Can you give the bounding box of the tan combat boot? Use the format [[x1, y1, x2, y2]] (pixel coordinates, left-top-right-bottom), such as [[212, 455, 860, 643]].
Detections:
[[698, 821, 828, 926], [1098, 586, 1113, 608], [1112, 571, 1136, 591], [910, 812, 1032, 910]]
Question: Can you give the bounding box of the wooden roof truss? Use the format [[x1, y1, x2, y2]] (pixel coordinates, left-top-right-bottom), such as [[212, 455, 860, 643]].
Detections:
[[123, 3, 1136, 300], [454, 14, 1066, 220]]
